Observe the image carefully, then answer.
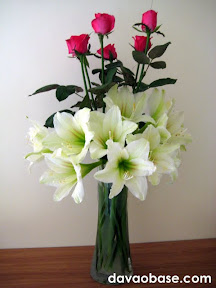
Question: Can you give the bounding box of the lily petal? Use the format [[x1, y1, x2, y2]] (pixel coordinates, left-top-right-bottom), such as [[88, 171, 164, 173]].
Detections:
[[72, 179, 84, 204], [148, 171, 162, 185], [53, 183, 74, 201], [42, 132, 63, 150], [167, 111, 184, 134], [157, 126, 171, 143], [126, 138, 150, 160], [109, 176, 125, 199], [120, 120, 138, 142], [135, 114, 156, 124], [153, 153, 175, 173], [54, 112, 81, 142], [90, 141, 107, 159], [143, 125, 160, 150], [133, 92, 149, 120], [103, 106, 122, 140], [129, 159, 156, 176], [154, 143, 180, 154], [94, 165, 117, 183], [106, 140, 127, 162], [126, 176, 148, 201], [74, 107, 90, 125], [148, 89, 166, 121]]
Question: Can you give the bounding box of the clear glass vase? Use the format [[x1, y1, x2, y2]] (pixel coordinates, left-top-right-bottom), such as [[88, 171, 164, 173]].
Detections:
[[90, 180, 133, 285]]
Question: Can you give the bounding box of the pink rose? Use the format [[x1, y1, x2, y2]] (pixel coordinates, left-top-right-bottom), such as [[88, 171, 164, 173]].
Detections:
[[133, 36, 152, 52], [66, 34, 90, 56], [97, 44, 117, 60], [142, 10, 157, 32], [91, 13, 115, 35]]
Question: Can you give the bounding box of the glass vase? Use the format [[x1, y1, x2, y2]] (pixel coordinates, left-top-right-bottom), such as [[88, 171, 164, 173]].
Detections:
[[90, 180, 133, 285]]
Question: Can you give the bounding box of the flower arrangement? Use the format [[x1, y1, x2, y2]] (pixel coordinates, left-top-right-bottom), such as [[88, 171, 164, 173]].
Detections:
[[26, 9, 192, 284], [26, 10, 191, 202]]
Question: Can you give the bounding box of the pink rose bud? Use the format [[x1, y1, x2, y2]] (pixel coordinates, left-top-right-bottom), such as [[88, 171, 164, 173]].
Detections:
[[66, 34, 90, 56], [142, 10, 157, 32], [97, 44, 117, 60], [133, 36, 152, 52], [91, 13, 115, 35]]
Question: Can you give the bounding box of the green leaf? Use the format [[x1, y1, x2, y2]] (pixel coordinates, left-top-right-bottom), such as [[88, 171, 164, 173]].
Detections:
[[89, 82, 115, 95], [121, 66, 134, 76], [133, 22, 143, 26], [150, 61, 166, 69], [95, 94, 104, 108], [71, 96, 92, 109], [79, 95, 92, 109], [92, 69, 102, 75], [44, 109, 74, 128], [132, 51, 150, 64], [56, 85, 83, 102], [93, 54, 102, 59], [105, 68, 117, 84], [149, 78, 177, 88], [152, 24, 162, 33], [74, 86, 83, 93], [109, 51, 114, 62], [136, 82, 149, 92], [29, 84, 59, 96], [141, 24, 151, 34], [133, 23, 151, 34], [132, 26, 143, 33], [91, 82, 100, 86], [105, 60, 122, 70], [71, 101, 82, 108], [113, 76, 124, 83], [121, 66, 135, 86], [148, 42, 171, 59], [156, 31, 165, 37]]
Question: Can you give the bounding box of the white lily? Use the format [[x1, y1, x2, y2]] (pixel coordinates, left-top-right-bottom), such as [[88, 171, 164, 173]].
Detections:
[[148, 89, 172, 122], [40, 149, 101, 203], [166, 110, 192, 147], [25, 120, 51, 167], [89, 105, 137, 159], [104, 85, 155, 124], [148, 90, 192, 147], [153, 113, 171, 143], [43, 108, 94, 164], [94, 139, 156, 200], [127, 125, 180, 185]]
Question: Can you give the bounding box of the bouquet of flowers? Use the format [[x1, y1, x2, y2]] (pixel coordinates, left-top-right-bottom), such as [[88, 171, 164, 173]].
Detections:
[[26, 10, 192, 284]]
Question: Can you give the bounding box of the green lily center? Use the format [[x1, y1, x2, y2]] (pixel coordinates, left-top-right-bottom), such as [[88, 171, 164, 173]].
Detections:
[[117, 158, 134, 180]]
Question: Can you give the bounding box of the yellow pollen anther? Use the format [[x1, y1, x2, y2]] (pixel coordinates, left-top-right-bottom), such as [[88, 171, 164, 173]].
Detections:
[[123, 171, 133, 180], [133, 102, 136, 111], [109, 130, 113, 140]]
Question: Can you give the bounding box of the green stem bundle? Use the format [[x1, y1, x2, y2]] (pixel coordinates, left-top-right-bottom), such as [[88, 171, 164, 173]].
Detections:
[[83, 60, 97, 110]]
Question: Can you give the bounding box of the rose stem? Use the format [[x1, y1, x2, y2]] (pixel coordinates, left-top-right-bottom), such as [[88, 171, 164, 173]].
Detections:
[[136, 31, 150, 92], [80, 56, 92, 109], [99, 34, 106, 113], [83, 60, 97, 110]]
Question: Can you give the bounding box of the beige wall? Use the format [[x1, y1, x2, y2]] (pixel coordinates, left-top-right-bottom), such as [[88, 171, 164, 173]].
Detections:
[[1, 0, 216, 248]]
